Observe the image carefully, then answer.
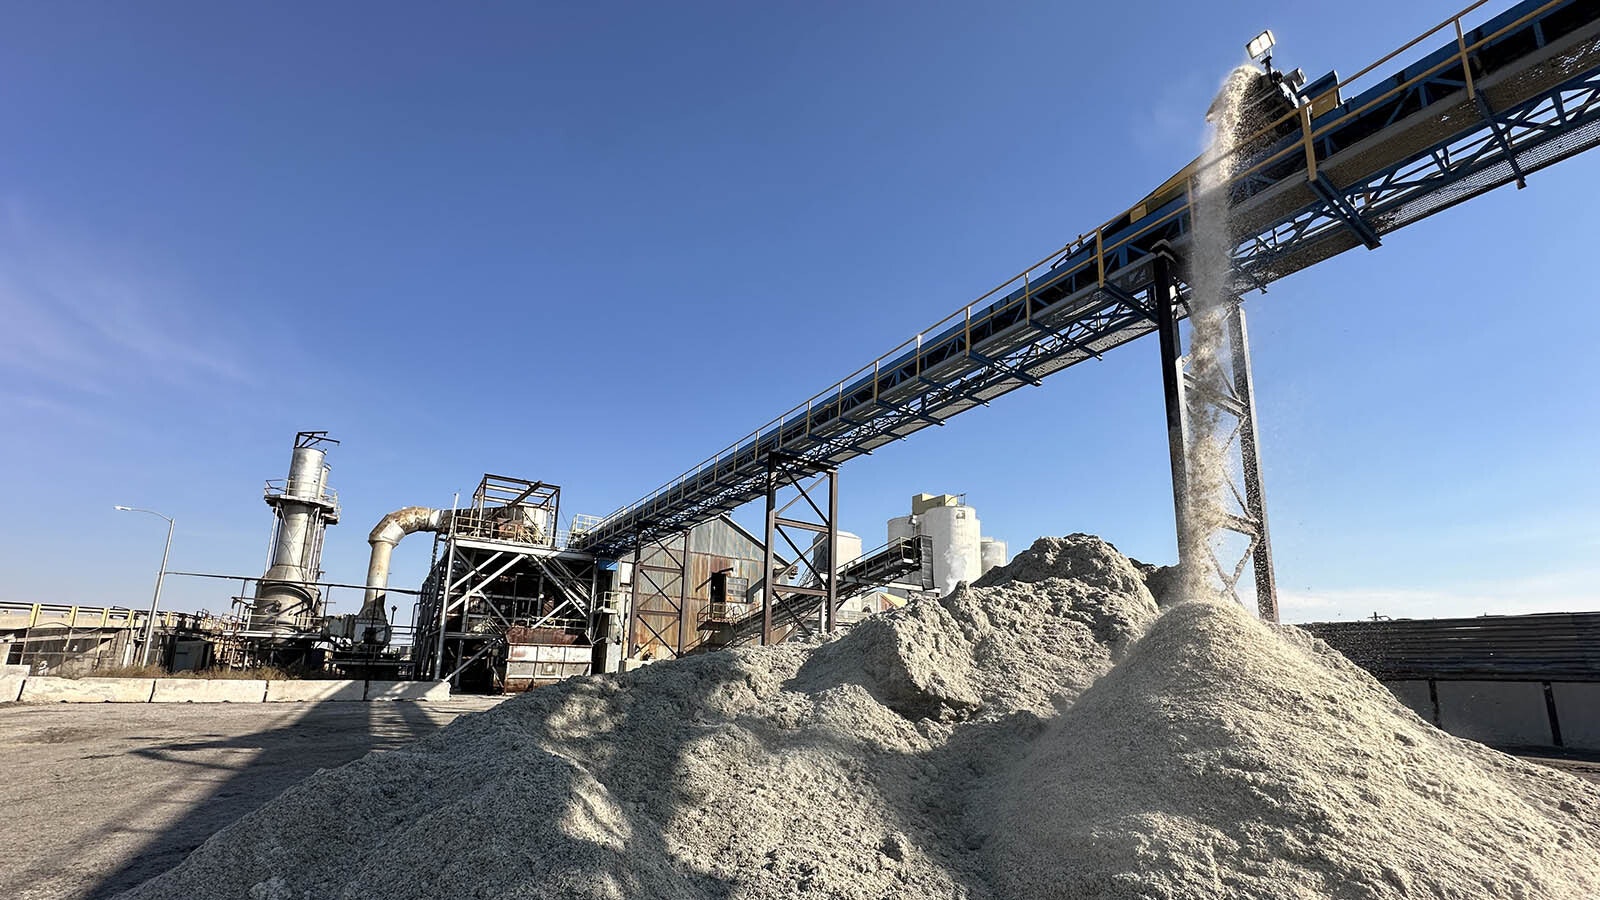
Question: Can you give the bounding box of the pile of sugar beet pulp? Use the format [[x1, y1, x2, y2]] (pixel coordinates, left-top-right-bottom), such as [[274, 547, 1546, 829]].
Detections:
[[120, 535, 1600, 900]]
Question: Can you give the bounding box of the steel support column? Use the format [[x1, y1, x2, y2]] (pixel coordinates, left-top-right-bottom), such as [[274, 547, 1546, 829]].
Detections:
[[761, 467, 777, 645], [1151, 248, 1193, 568], [429, 494, 459, 682], [1223, 302, 1279, 622], [825, 471, 839, 633], [759, 454, 838, 645], [628, 536, 642, 659], [630, 530, 692, 660], [1178, 294, 1279, 622], [678, 534, 692, 657], [1154, 246, 1277, 621]]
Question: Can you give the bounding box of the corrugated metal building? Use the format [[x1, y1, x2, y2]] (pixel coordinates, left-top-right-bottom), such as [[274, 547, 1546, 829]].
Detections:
[[1303, 612, 1600, 750], [623, 515, 783, 659], [1303, 612, 1600, 681]]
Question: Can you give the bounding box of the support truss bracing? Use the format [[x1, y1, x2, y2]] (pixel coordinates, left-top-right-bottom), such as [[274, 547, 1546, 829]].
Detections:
[[760, 455, 839, 645], [577, 2, 1600, 562], [525, 553, 593, 625], [414, 531, 599, 689], [628, 530, 692, 660], [702, 533, 928, 648], [1152, 251, 1279, 622]]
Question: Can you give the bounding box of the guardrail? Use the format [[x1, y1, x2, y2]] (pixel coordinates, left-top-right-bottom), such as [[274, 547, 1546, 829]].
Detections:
[[263, 478, 340, 514], [0, 601, 207, 632]]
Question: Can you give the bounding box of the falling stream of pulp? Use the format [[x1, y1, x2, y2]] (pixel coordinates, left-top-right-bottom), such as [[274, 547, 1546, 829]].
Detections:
[[1179, 67, 1260, 601]]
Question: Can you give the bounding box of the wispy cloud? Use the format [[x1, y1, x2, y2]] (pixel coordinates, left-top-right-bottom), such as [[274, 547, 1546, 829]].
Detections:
[[1281, 567, 1600, 623], [0, 206, 251, 405]]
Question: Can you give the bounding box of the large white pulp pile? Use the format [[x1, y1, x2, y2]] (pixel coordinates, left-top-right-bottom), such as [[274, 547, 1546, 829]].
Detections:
[[120, 534, 1600, 899]]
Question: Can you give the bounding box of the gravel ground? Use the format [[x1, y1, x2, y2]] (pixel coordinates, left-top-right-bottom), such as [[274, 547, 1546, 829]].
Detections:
[[0, 696, 504, 900], [102, 537, 1600, 900], [2, 651, 1595, 898]]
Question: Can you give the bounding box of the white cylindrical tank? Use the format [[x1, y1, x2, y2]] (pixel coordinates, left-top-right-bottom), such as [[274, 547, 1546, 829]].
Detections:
[[920, 504, 982, 594], [887, 515, 916, 545], [254, 438, 336, 633], [267, 446, 328, 582], [980, 538, 1008, 576], [810, 530, 863, 583], [286, 446, 326, 500]]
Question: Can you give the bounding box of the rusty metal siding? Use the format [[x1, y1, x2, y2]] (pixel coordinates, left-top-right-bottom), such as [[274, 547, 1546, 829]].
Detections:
[[687, 517, 766, 561], [630, 517, 772, 656], [631, 610, 681, 659]]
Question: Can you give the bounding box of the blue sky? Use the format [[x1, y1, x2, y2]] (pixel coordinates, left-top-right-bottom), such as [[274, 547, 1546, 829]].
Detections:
[[0, 1, 1594, 624]]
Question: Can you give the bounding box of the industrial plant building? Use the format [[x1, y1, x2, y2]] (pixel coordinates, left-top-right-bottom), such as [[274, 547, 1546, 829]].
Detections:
[[5, 431, 1016, 694]]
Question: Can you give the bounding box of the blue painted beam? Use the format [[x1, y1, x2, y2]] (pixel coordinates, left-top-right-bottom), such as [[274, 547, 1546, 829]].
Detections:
[[581, 0, 1600, 558]]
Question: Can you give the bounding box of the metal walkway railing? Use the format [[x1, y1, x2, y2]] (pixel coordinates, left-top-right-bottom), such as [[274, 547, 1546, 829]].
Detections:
[[577, 0, 1600, 558]]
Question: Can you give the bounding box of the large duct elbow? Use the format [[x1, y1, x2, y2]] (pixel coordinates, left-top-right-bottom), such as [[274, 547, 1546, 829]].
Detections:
[[362, 506, 450, 618], [368, 506, 449, 549]]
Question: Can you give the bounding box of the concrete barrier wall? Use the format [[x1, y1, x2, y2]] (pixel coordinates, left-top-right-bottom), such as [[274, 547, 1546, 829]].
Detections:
[[12, 676, 451, 704], [151, 678, 269, 703], [265, 680, 366, 703], [1, 665, 28, 702], [1435, 680, 1554, 747], [20, 677, 156, 703], [1552, 683, 1600, 750], [365, 680, 451, 702]]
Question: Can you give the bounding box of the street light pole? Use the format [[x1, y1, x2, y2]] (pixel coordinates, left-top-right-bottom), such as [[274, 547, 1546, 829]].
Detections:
[[115, 506, 174, 666]]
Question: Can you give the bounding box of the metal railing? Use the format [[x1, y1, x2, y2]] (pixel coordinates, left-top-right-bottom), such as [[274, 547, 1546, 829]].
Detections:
[[263, 478, 340, 512], [0, 601, 217, 675], [0, 600, 209, 633], [580, 0, 1593, 555], [446, 517, 604, 553], [449, 509, 553, 547]]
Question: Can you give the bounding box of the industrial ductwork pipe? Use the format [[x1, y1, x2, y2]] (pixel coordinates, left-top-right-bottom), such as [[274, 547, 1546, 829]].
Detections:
[[359, 506, 451, 643]]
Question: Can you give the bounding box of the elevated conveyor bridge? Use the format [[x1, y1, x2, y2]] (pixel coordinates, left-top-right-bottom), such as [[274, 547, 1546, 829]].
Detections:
[[578, 0, 1600, 620], [697, 535, 934, 648]]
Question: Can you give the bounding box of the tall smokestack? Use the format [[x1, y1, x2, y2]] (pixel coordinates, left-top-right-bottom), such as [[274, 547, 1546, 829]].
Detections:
[[250, 431, 340, 635]]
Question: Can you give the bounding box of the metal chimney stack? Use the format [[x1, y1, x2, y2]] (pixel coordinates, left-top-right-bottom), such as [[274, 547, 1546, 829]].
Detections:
[[250, 431, 341, 634]]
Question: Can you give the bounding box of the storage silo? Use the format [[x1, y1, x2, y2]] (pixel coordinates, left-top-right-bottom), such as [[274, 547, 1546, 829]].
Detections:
[[918, 501, 982, 594], [810, 530, 862, 578], [887, 515, 915, 546], [980, 537, 1008, 576]]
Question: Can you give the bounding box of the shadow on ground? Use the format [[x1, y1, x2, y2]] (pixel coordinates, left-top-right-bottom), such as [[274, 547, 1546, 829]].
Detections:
[[82, 700, 448, 899]]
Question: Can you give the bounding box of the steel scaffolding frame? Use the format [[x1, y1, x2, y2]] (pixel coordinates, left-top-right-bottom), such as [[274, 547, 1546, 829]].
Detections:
[[759, 455, 839, 644], [415, 536, 599, 686], [627, 530, 692, 660], [414, 477, 598, 688]]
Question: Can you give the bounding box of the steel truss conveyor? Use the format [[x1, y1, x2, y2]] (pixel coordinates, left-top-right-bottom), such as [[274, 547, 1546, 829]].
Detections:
[[707, 534, 935, 648], [579, 0, 1600, 560]]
